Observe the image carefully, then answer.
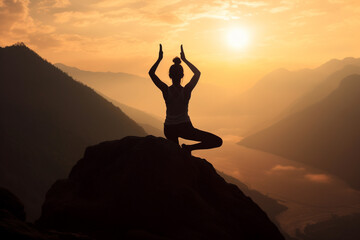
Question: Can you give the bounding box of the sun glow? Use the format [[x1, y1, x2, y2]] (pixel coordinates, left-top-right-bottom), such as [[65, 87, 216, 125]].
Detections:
[[226, 27, 250, 49]]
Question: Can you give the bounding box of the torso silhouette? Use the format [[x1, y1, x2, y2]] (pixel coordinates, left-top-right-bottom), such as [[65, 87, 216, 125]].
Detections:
[[149, 45, 222, 151], [164, 85, 190, 125]]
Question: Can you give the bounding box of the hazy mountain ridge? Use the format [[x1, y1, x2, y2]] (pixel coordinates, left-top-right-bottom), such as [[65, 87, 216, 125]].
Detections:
[[113, 102, 164, 136], [100, 95, 164, 137], [55, 63, 166, 136], [235, 57, 360, 135], [218, 172, 292, 239], [295, 213, 360, 240], [315, 57, 360, 73], [55, 63, 144, 83], [240, 74, 360, 190], [277, 64, 360, 120], [246, 64, 360, 136], [219, 172, 287, 217], [0, 43, 146, 220], [55, 62, 165, 117], [55, 62, 230, 132]]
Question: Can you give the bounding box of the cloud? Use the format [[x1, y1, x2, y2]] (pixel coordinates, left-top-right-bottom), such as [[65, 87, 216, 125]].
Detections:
[[0, 0, 66, 48], [3, 0, 358, 76], [269, 6, 291, 13], [54, 10, 101, 24], [270, 165, 305, 171], [305, 174, 331, 183], [268, 165, 331, 184], [236, 1, 268, 8], [0, 0, 32, 34], [0, 0, 48, 47], [53, 5, 184, 27], [299, 9, 326, 17], [28, 32, 62, 49], [92, 0, 150, 9], [221, 134, 242, 142], [328, 0, 345, 3], [37, 0, 71, 10], [149, 12, 183, 24], [266, 165, 306, 178]]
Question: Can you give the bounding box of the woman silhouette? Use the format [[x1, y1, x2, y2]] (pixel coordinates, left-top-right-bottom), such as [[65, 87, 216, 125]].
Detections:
[[149, 44, 222, 153]]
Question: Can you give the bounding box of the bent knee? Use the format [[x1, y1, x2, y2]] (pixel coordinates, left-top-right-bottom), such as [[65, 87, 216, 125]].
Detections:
[[212, 135, 222, 148]]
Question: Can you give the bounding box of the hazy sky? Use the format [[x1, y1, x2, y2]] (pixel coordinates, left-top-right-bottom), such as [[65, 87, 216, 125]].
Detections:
[[1, 0, 360, 89]]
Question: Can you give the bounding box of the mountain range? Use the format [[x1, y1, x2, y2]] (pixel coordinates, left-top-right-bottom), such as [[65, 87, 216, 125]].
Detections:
[[54, 62, 167, 118], [55, 62, 229, 132], [234, 57, 360, 135], [0, 43, 146, 220], [240, 74, 360, 190]]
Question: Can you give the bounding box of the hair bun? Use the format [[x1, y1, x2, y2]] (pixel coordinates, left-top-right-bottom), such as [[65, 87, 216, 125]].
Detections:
[[173, 57, 181, 65]]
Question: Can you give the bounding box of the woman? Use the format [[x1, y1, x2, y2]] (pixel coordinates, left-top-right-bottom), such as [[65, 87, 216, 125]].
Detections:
[[148, 44, 222, 154]]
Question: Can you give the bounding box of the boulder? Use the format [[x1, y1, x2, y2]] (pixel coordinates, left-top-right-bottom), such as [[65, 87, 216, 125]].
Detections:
[[38, 136, 284, 240]]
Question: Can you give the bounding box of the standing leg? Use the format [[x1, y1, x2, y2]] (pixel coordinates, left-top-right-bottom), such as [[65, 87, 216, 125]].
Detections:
[[179, 124, 222, 152], [164, 124, 179, 145]]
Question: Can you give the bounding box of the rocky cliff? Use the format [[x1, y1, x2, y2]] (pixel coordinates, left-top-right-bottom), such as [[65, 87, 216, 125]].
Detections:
[[38, 136, 284, 240]]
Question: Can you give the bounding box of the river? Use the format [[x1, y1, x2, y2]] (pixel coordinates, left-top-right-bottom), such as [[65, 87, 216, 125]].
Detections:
[[190, 134, 360, 237]]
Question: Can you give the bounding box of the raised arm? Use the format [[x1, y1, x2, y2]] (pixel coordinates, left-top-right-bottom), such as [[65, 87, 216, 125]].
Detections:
[[148, 44, 168, 93], [181, 45, 201, 93]]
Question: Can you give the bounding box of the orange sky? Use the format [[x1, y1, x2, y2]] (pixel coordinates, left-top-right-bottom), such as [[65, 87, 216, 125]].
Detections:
[[1, 0, 360, 90]]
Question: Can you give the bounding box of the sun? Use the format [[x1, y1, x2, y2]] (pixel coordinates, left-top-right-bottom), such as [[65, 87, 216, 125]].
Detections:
[[226, 27, 250, 49]]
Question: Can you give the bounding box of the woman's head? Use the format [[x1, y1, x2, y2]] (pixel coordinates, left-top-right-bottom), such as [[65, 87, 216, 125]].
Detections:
[[169, 57, 184, 84]]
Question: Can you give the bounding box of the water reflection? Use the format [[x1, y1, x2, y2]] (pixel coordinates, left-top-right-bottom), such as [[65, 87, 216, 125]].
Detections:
[[191, 134, 360, 236]]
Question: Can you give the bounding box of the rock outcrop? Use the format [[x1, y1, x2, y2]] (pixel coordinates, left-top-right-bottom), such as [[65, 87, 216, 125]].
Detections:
[[0, 187, 26, 221], [38, 136, 284, 240], [0, 187, 91, 240]]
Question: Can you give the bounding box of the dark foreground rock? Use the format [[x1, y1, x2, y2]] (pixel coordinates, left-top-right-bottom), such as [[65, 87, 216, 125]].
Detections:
[[0, 187, 91, 240], [38, 136, 284, 240], [0, 187, 26, 221]]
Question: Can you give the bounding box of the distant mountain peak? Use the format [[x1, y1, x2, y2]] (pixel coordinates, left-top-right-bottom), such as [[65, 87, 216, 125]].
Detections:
[[317, 57, 360, 72], [54, 62, 144, 79], [343, 56, 357, 61], [339, 74, 360, 88], [1, 42, 39, 58], [10, 42, 28, 48]]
